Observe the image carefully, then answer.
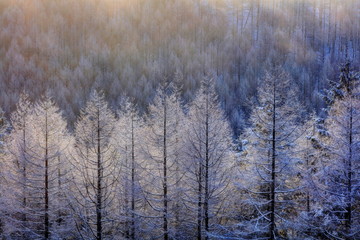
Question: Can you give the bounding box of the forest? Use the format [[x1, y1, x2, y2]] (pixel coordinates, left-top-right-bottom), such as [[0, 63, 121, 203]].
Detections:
[[0, 0, 359, 239]]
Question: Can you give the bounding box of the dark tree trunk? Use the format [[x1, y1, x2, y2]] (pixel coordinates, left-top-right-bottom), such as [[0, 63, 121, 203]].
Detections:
[[163, 97, 168, 240], [124, 146, 130, 239], [131, 115, 136, 240], [345, 102, 353, 238], [197, 161, 202, 240], [22, 120, 27, 228], [269, 81, 276, 240], [204, 90, 209, 240], [44, 110, 49, 240], [96, 108, 102, 240]]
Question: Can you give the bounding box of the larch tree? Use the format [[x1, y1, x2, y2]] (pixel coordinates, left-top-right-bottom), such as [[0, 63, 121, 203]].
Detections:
[[240, 69, 304, 239], [141, 80, 185, 240], [71, 90, 119, 240], [114, 98, 144, 239], [0, 107, 9, 237], [3, 93, 35, 239], [319, 64, 360, 239], [293, 113, 330, 239], [31, 94, 71, 240], [4, 93, 71, 239], [183, 76, 233, 240]]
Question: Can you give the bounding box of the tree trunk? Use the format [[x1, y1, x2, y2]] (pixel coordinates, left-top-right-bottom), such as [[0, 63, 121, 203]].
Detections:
[[345, 102, 353, 238], [96, 108, 102, 240], [204, 89, 209, 240], [124, 146, 130, 239], [22, 121, 27, 229], [269, 81, 276, 240], [197, 159, 202, 240], [163, 97, 168, 240], [131, 115, 135, 240], [45, 110, 49, 240]]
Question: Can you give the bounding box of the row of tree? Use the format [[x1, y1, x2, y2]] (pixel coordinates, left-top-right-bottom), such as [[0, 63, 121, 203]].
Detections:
[[0, 67, 359, 239]]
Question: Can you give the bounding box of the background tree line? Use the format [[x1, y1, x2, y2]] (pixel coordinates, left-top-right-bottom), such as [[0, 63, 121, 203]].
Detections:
[[0, 0, 359, 135]]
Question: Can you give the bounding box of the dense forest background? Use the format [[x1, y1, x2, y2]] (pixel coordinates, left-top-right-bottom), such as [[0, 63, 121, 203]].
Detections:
[[1, 0, 359, 135]]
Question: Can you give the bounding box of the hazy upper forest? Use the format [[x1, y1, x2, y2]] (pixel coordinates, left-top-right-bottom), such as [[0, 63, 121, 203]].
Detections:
[[0, 0, 359, 134], [0, 1, 360, 240]]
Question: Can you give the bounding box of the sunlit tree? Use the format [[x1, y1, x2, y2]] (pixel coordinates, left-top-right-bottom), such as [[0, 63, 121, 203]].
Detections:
[[183, 76, 234, 239], [71, 90, 119, 240]]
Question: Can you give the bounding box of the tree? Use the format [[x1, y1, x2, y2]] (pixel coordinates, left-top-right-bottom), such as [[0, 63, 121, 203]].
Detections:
[[293, 113, 330, 239], [71, 90, 119, 240], [3, 93, 34, 239], [240, 69, 304, 239], [115, 98, 144, 239], [183, 76, 233, 239], [31, 94, 71, 240], [4, 93, 70, 239], [0, 106, 9, 236], [141, 80, 185, 240], [319, 64, 360, 239]]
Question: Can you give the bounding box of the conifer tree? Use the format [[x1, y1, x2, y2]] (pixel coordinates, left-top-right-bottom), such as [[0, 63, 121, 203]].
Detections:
[[31, 94, 71, 239], [319, 64, 360, 239], [183, 76, 233, 239], [115, 98, 143, 239], [71, 90, 119, 240], [4, 93, 35, 239], [240, 69, 304, 239], [142, 80, 185, 240]]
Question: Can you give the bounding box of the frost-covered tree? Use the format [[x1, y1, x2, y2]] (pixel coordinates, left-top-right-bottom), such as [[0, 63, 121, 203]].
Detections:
[[3, 93, 35, 239], [71, 90, 119, 240], [183, 76, 234, 239], [318, 65, 360, 239], [240, 69, 304, 239], [0, 106, 9, 236], [114, 98, 144, 239], [31, 94, 71, 240], [141, 80, 185, 240], [4, 93, 71, 239], [292, 113, 331, 239]]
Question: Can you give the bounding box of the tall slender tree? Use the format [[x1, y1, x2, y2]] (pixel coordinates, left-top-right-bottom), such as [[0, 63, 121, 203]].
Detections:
[[142, 80, 184, 240], [71, 90, 119, 240], [319, 64, 360, 239], [31, 94, 70, 239], [4, 93, 70, 239], [4, 93, 35, 239], [240, 69, 304, 239], [115, 98, 144, 239], [183, 76, 233, 239], [0, 107, 9, 237]]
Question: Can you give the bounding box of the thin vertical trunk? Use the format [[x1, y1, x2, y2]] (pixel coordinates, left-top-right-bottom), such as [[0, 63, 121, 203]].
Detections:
[[332, 2, 337, 61], [269, 81, 276, 240], [124, 146, 129, 239], [256, 0, 260, 41], [163, 96, 168, 240], [345, 102, 353, 238], [96, 107, 102, 240], [306, 157, 310, 213], [204, 87, 209, 240], [22, 119, 27, 227], [44, 109, 49, 240], [57, 155, 62, 225], [174, 103, 180, 236], [197, 156, 203, 240], [302, 0, 307, 58], [312, 1, 316, 48], [130, 115, 135, 240]]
